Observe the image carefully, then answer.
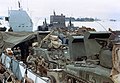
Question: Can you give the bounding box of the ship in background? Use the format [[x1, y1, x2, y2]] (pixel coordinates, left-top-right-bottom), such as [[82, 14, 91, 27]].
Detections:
[[0, 1, 33, 32], [0, 16, 9, 31], [8, 9, 33, 32], [8, 1, 33, 32]]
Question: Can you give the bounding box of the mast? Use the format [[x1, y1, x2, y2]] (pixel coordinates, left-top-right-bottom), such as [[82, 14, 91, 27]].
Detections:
[[18, 0, 22, 10], [53, 11, 56, 16], [18, 1, 20, 8]]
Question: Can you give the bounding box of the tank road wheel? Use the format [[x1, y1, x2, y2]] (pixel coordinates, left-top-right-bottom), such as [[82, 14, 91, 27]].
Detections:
[[48, 75, 56, 83], [67, 77, 73, 83]]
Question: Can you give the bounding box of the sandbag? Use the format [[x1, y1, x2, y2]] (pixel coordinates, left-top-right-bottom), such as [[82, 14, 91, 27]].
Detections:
[[49, 40, 62, 49], [32, 42, 38, 47], [49, 35, 58, 41]]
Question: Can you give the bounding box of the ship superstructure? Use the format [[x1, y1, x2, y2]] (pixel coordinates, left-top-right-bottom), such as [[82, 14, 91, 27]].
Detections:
[[8, 9, 33, 32]]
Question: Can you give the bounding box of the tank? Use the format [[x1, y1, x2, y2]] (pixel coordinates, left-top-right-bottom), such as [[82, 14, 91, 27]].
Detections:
[[0, 30, 116, 83], [28, 31, 114, 83]]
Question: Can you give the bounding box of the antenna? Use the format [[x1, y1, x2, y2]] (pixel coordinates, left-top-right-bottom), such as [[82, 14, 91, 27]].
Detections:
[[53, 10, 56, 16], [95, 21, 116, 36], [95, 21, 108, 31]]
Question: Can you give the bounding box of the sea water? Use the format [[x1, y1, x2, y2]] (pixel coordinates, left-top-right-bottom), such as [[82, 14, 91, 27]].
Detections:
[[66, 21, 120, 31]]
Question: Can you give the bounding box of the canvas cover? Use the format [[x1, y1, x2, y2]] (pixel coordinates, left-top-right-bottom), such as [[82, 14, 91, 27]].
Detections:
[[0, 31, 37, 53]]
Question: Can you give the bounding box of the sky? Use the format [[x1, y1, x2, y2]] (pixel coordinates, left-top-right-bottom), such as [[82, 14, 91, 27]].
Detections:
[[0, 0, 120, 20]]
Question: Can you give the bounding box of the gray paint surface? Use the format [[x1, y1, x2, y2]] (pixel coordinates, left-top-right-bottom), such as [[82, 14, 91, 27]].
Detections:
[[69, 35, 86, 60]]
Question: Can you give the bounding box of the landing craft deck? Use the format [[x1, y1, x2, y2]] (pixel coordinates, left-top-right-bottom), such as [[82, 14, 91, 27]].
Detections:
[[0, 53, 49, 83]]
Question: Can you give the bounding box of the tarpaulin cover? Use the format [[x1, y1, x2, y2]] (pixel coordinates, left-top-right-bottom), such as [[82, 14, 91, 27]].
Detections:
[[0, 31, 37, 52], [12, 60, 22, 80], [5, 55, 11, 68], [1, 53, 6, 64]]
